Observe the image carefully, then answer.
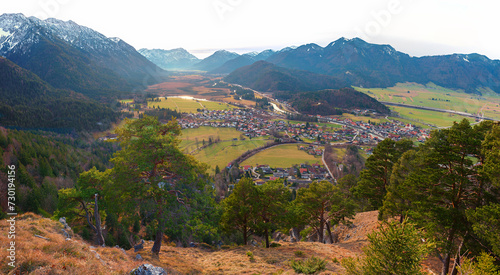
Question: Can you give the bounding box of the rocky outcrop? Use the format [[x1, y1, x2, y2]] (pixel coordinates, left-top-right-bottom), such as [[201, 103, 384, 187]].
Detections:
[[130, 264, 167, 275]]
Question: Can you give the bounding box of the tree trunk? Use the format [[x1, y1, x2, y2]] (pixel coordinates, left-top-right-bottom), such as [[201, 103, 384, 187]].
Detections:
[[319, 218, 325, 243], [326, 221, 335, 243], [450, 237, 465, 275], [243, 225, 248, 245], [265, 227, 269, 248], [441, 253, 451, 275], [151, 228, 163, 255], [94, 194, 105, 246], [441, 228, 457, 275]]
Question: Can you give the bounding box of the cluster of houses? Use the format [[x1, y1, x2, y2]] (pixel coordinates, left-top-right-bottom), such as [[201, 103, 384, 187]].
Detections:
[[298, 145, 324, 156], [179, 109, 360, 142], [321, 117, 431, 143], [179, 108, 431, 145]]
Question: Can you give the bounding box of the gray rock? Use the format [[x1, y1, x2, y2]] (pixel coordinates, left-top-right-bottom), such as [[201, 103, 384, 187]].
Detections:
[[134, 239, 145, 252], [59, 217, 72, 230], [135, 254, 143, 261], [130, 264, 167, 275], [62, 229, 71, 239]]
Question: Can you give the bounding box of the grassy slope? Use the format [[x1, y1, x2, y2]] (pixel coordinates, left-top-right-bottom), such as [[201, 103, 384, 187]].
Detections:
[[0, 212, 377, 275], [390, 106, 475, 128], [1, 211, 443, 274], [240, 144, 323, 168], [355, 82, 500, 121], [0, 213, 138, 274]]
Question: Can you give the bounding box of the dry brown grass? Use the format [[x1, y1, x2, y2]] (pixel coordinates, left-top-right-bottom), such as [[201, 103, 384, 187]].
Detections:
[[0, 213, 138, 274], [0, 211, 441, 274]]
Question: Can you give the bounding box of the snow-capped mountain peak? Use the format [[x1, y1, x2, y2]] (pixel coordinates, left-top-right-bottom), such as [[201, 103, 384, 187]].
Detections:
[[0, 13, 131, 57]]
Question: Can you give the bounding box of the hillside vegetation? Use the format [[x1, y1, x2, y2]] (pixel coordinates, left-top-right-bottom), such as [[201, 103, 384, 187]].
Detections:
[[0, 57, 118, 132], [277, 88, 390, 115]]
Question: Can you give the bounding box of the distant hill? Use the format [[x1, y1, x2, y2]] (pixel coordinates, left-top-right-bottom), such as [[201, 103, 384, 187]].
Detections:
[[0, 13, 167, 99], [266, 37, 500, 94], [225, 61, 346, 93], [190, 50, 240, 71], [0, 57, 117, 131], [210, 54, 256, 74], [138, 48, 200, 70], [279, 88, 390, 116], [210, 49, 276, 74]]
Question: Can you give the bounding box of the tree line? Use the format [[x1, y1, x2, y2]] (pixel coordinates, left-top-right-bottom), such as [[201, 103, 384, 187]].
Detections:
[[1, 116, 498, 274]]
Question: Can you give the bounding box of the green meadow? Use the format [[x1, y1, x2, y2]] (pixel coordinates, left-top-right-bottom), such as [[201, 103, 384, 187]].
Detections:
[[355, 82, 500, 120], [240, 144, 322, 168], [148, 97, 236, 113], [180, 127, 243, 150], [390, 106, 475, 128], [191, 139, 268, 172]]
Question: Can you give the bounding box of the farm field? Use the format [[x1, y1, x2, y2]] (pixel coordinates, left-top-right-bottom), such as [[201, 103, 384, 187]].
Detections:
[[240, 144, 322, 168], [355, 82, 500, 120], [338, 113, 389, 124], [148, 97, 236, 113], [146, 76, 258, 107], [390, 106, 475, 128], [180, 127, 243, 150], [275, 119, 344, 129], [190, 139, 269, 172], [119, 99, 134, 104]]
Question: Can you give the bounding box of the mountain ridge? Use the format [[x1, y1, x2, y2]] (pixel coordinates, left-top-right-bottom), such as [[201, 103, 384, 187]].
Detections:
[[0, 13, 168, 99], [138, 48, 200, 70], [265, 37, 500, 94], [224, 60, 347, 93], [190, 49, 240, 71]]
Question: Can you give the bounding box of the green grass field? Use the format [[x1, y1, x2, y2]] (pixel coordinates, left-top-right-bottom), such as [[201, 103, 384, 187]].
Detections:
[[390, 106, 475, 127], [240, 144, 322, 168], [180, 127, 244, 150], [148, 97, 236, 113], [355, 82, 500, 120], [339, 113, 389, 124], [191, 139, 268, 172]]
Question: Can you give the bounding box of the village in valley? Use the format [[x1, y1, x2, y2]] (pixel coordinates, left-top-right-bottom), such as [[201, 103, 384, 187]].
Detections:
[[107, 89, 434, 187], [179, 108, 430, 143]]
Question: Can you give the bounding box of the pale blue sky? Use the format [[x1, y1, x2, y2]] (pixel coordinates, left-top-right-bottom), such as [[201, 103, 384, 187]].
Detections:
[[3, 0, 499, 59]]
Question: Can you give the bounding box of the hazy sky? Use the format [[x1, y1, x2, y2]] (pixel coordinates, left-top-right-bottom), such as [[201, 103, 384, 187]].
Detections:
[[3, 0, 500, 59]]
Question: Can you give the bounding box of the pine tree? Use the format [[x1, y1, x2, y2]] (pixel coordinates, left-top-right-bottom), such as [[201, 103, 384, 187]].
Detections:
[[254, 180, 290, 248], [353, 138, 413, 210], [381, 120, 498, 275], [105, 116, 208, 255], [342, 219, 434, 275], [220, 178, 258, 245]]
